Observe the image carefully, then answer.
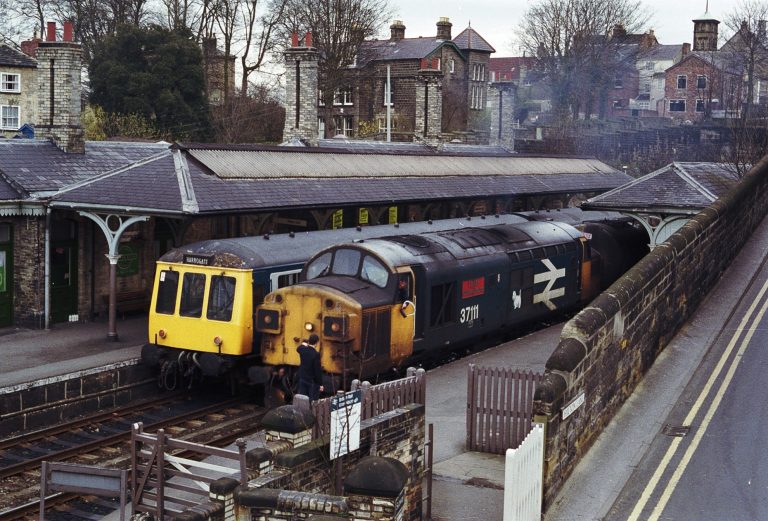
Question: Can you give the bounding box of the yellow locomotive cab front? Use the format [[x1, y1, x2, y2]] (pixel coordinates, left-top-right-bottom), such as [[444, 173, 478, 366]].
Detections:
[[257, 285, 361, 375]]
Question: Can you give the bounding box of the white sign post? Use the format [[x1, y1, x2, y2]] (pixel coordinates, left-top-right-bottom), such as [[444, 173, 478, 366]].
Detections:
[[330, 389, 362, 460]]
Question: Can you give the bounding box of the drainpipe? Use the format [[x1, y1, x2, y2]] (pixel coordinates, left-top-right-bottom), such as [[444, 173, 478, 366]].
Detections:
[[44, 206, 51, 330]]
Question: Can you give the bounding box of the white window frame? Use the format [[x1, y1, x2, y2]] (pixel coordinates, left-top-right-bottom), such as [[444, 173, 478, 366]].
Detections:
[[0, 105, 20, 130], [0, 73, 20, 93], [450, 59, 455, 73], [677, 75, 687, 89], [333, 86, 353, 106], [695, 99, 706, 112], [333, 115, 354, 137], [696, 75, 707, 89]]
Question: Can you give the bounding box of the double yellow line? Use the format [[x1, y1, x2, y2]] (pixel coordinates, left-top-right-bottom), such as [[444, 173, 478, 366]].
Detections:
[[627, 274, 768, 521]]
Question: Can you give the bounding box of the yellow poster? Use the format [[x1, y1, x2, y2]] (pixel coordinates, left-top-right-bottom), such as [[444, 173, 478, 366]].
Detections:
[[359, 208, 369, 225], [332, 209, 344, 229], [388, 206, 398, 224]]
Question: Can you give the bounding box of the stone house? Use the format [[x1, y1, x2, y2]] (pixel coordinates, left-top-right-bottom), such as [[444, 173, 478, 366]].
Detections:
[[0, 43, 37, 138], [202, 36, 236, 105], [317, 18, 496, 142]]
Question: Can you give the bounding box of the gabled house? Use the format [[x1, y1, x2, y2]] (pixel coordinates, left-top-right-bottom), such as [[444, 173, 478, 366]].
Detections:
[[632, 43, 686, 115], [0, 44, 37, 138], [319, 18, 495, 141]]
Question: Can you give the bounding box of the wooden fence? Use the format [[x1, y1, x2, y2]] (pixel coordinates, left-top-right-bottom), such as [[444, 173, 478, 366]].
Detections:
[[466, 364, 543, 454], [311, 367, 427, 438], [130, 422, 248, 519]]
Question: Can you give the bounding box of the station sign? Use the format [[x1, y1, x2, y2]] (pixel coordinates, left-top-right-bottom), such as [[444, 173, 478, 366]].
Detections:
[[330, 389, 362, 460], [183, 254, 214, 266]]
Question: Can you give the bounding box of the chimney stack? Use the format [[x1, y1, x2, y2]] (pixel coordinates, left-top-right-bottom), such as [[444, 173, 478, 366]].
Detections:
[[282, 32, 319, 145], [390, 20, 405, 41], [436, 17, 452, 40], [21, 31, 41, 57], [36, 21, 85, 154]]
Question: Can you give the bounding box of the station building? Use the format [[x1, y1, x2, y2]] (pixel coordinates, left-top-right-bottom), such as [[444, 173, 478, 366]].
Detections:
[[0, 25, 633, 331]]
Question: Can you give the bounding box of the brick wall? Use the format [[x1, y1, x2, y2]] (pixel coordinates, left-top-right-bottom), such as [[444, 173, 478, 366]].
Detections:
[[238, 404, 425, 520], [533, 155, 768, 507]]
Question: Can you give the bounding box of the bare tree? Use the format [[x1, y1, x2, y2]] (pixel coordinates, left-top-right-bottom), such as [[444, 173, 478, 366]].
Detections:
[[518, 0, 648, 122], [719, 0, 768, 175], [239, 0, 287, 93], [279, 0, 392, 137]]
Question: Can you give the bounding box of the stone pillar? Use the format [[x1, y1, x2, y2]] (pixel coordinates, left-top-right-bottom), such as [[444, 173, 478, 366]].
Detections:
[[488, 81, 517, 151], [414, 60, 442, 147], [344, 456, 409, 520], [36, 21, 85, 154], [282, 33, 319, 146], [261, 404, 315, 448]]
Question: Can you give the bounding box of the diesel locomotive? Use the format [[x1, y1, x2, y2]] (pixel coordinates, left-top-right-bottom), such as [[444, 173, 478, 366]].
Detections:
[[254, 218, 647, 389], [141, 210, 645, 391]]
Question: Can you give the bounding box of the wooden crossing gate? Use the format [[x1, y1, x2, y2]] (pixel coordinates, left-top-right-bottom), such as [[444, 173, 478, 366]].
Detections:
[[466, 364, 543, 454]]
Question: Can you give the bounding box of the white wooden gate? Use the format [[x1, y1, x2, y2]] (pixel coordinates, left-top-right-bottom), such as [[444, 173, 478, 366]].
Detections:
[[503, 423, 544, 521]]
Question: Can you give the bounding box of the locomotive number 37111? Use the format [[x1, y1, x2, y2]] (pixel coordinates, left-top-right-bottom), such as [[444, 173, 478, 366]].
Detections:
[[460, 304, 480, 324]]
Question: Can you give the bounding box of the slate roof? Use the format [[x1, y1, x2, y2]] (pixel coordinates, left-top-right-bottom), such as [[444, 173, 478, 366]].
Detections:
[[0, 140, 170, 195], [0, 44, 37, 68], [582, 162, 739, 213], [490, 57, 537, 81], [357, 37, 456, 65], [639, 44, 683, 62], [452, 27, 496, 53], [0, 139, 632, 216]]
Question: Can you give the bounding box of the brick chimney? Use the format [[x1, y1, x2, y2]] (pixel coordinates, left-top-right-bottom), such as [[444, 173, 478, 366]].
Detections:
[[682, 42, 691, 55], [21, 30, 41, 57], [35, 21, 85, 154], [390, 20, 406, 41], [282, 32, 319, 145], [436, 17, 452, 40]]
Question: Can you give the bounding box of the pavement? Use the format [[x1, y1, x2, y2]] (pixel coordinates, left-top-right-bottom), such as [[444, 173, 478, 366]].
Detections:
[[3, 211, 767, 521]]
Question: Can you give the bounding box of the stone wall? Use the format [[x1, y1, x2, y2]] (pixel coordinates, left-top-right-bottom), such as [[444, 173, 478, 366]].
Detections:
[[533, 155, 768, 508], [282, 35, 319, 145]]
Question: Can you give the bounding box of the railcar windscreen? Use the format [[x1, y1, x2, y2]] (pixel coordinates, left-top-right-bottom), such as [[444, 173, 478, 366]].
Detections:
[[207, 275, 236, 321], [180, 272, 206, 317], [156, 270, 179, 315]]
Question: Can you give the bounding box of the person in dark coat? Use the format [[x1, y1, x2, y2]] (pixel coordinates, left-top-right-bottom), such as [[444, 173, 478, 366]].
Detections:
[[297, 333, 323, 401]]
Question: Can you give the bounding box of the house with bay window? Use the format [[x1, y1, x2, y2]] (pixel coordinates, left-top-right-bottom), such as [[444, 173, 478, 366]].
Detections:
[[0, 45, 37, 138]]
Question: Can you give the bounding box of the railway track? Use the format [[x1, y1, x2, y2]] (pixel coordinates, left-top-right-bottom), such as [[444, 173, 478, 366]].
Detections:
[[0, 390, 265, 521]]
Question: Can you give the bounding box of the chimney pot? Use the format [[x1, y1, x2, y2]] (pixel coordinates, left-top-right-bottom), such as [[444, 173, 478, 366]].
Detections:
[[46, 21, 56, 41], [304, 32, 312, 47], [63, 21, 74, 42], [291, 32, 299, 47], [390, 20, 406, 41]]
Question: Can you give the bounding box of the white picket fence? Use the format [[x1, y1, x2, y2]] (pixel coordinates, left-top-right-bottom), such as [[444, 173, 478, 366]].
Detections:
[[503, 423, 544, 521]]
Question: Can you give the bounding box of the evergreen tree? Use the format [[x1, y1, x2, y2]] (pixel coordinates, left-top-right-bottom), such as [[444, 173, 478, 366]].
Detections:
[[89, 25, 213, 141]]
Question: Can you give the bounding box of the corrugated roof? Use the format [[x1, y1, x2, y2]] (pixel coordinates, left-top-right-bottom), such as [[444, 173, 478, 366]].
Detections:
[[186, 148, 617, 179], [583, 162, 739, 212]]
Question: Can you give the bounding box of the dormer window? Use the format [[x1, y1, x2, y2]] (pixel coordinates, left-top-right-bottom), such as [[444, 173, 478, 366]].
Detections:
[[0, 73, 20, 93]]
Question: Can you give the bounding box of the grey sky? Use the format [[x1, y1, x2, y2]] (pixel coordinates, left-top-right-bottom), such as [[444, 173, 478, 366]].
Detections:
[[390, 0, 728, 56]]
